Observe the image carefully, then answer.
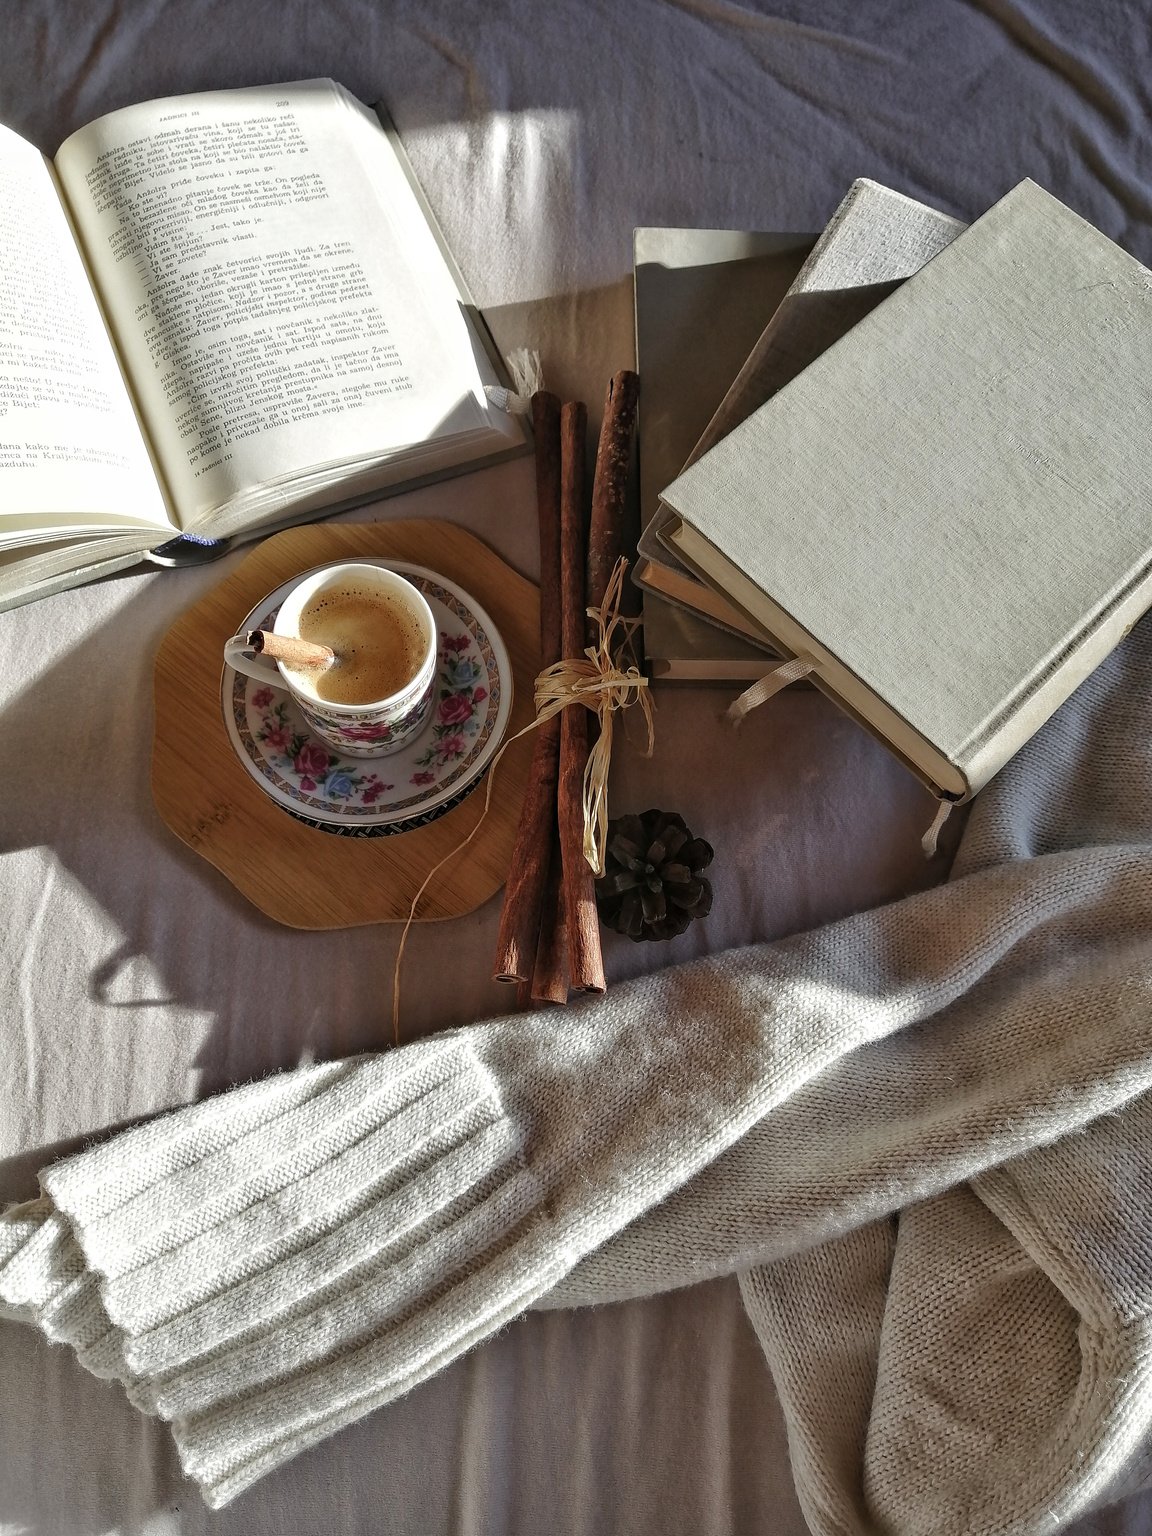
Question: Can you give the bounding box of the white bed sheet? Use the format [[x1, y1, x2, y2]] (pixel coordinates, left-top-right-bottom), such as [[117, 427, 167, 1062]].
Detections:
[[2, 2, 1150, 1531]]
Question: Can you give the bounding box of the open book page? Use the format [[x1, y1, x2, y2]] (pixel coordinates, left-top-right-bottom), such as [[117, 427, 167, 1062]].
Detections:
[[0, 125, 172, 548], [54, 81, 509, 536]]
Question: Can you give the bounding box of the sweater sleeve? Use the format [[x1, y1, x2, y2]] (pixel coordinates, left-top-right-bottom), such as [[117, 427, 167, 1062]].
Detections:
[[545, 841, 1152, 1309], [34, 1039, 547, 1506], [9, 618, 1152, 1511], [8, 835, 1150, 1507], [0, 1197, 128, 1381]]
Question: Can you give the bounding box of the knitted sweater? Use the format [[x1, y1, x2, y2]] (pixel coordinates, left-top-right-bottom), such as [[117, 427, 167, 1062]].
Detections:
[[5, 620, 1152, 1530]]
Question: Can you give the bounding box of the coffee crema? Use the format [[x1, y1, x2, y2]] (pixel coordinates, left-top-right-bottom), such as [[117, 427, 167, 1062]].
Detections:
[[293, 582, 426, 705]]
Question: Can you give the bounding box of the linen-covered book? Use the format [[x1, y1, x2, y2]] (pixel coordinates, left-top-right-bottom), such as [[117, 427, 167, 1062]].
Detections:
[[637, 180, 965, 639], [632, 228, 812, 678], [0, 80, 527, 611], [659, 180, 1152, 800]]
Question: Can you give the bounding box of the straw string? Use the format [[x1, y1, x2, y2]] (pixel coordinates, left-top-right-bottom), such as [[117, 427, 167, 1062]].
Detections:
[[391, 557, 651, 1043]]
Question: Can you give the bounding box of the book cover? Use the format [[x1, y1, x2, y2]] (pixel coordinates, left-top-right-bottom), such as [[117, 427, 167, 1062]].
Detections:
[[640, 181, 965, 604], [632, 228, 812, 678], [660, 180, 1152, 798]]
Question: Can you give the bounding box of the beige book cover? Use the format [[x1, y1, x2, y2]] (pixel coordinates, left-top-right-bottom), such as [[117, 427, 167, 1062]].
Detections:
[[637, 183, 964, 649], [660, 179, 1152, 799]]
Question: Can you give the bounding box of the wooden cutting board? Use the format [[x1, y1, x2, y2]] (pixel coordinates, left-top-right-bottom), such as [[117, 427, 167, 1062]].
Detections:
[[152, 521, 539, 928]]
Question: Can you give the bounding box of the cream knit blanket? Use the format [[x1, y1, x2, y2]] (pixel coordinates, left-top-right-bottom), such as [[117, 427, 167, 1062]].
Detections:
[[5, 621, 1152, 1531]]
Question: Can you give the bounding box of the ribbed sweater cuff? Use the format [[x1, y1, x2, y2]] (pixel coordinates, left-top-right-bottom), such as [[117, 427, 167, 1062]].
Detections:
[[0, 1198, 127, 1379], [38, 1037, 549, 1508]]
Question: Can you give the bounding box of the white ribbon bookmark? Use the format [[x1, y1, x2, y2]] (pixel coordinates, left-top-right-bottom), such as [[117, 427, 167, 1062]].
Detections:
[[484, 346, 544, 414], [729, 655, 957, 861], [726, 655, 818, 725], [483, 383, 532, 414], [921, 798, 954, 857]]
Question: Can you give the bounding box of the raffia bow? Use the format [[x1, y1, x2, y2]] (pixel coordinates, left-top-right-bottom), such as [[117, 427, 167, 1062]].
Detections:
[[534, 557, 653, 875], [393, 555, 652, 1037]]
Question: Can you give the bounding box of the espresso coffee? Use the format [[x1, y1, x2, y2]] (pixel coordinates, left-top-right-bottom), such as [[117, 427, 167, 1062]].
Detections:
[[294, 580, 426, 705]]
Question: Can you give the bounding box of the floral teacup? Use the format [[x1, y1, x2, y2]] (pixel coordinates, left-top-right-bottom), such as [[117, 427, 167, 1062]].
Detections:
[[224, 563, 438, 758]]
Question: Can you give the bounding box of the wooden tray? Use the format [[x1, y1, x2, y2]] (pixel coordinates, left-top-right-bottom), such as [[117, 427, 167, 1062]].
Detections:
[[153, 521, 539, 928]]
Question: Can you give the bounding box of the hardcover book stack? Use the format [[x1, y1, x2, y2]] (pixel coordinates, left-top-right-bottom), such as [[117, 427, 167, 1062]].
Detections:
[[634, 178, 1152, 805]]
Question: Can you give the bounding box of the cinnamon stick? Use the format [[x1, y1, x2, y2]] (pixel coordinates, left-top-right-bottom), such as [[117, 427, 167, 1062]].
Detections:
[[248, 630, 334, 669], [587, 370, 639, 630], [493, 723, 561, 984], [530, 825, 570, 1004], [492, 392, 564, 986], [558, 400, 606, 994]]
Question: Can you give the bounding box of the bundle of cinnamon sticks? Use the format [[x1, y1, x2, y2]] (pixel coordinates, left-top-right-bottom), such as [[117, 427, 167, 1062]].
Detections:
[[492, 371, 640, 1004]]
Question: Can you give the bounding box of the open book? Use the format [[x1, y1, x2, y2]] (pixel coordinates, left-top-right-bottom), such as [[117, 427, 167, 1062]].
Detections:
[[0, 79, 527, 610]]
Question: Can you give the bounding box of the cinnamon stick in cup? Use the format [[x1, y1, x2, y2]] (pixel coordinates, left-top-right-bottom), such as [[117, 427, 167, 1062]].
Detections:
[[558, 400, 606, 995], [492, 392, 566, 988], [247, 630, 335, 668]]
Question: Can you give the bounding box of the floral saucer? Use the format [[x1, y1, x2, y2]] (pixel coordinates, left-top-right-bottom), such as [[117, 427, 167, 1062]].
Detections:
[[221, 561, 513, 836]]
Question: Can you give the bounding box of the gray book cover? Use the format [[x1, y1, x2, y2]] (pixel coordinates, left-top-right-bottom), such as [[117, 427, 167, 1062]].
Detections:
[[660, 180, 1152, 795], [688, 179, 965, 463], [640, 180, 965, 579], [632, 229, 812, 677]]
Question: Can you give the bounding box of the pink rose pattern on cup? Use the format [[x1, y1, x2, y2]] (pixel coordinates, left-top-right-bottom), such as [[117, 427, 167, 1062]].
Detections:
[[247, 627, 491, 810], [294, 675, 436, 759], [409, 639, 487, 781], [254, 698, 395, 801]]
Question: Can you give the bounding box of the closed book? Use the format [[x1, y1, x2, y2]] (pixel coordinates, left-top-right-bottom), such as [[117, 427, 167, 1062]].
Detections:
[[660, 180, 1152, 800], [637, 182, 965, 645], [632, 228, 813, 678]]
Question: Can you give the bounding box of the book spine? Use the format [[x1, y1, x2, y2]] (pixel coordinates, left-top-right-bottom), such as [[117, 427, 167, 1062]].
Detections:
[[633, 562, 777, 650]]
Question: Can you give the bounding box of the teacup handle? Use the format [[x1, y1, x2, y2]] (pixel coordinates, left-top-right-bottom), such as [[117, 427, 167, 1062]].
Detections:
[[223, 632, 281, 683]]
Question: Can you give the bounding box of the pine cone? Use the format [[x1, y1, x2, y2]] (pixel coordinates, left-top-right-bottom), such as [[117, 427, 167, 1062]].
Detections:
[[596, 809, 714, 941]]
